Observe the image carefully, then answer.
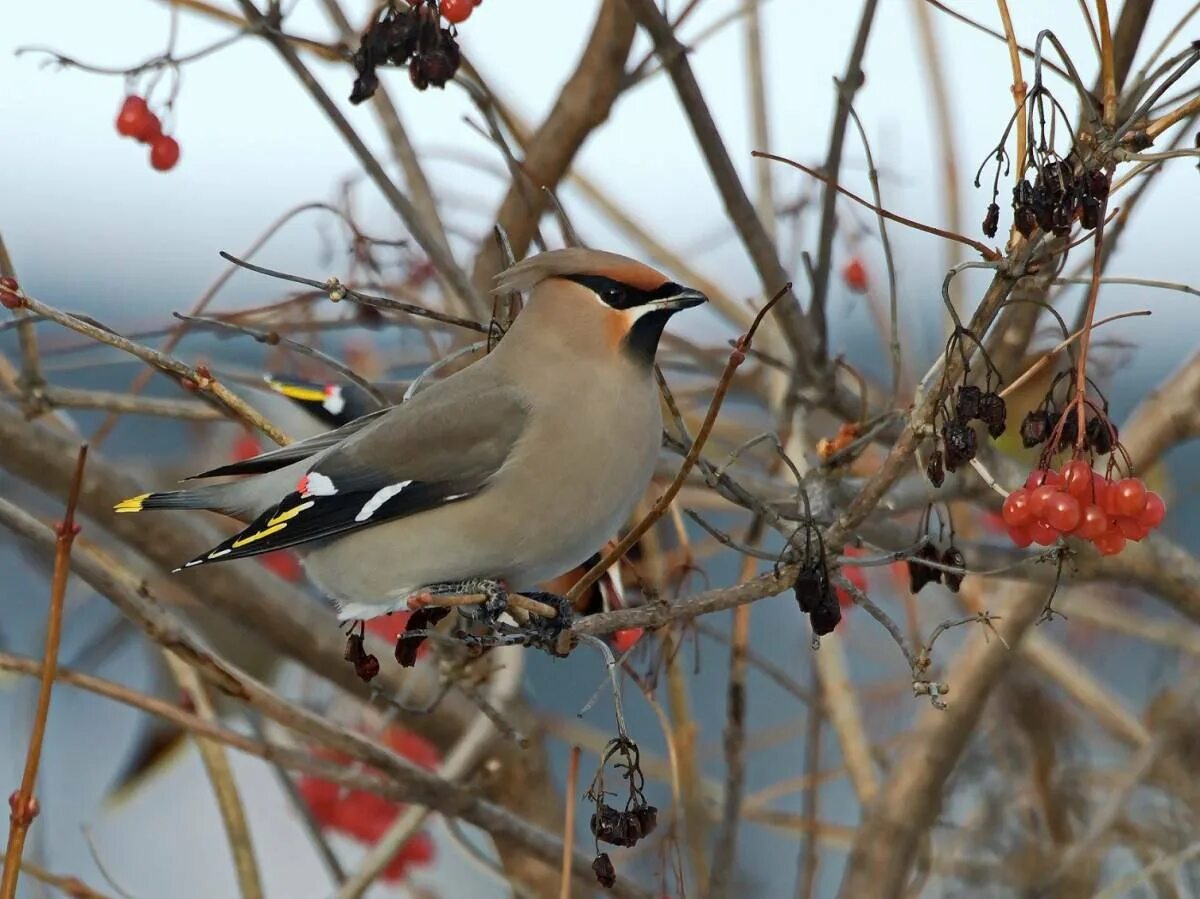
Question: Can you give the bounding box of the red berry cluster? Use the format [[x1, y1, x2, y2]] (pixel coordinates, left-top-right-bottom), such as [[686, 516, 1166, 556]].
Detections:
[[115, 96, 180, 171], [299, 725, 438, 882], [1002, 460, 1165, 556], [440, 0, 483, 25]]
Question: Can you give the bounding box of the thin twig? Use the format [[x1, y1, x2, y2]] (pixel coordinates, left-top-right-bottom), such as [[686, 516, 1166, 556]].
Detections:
[[0, 444, 86, 899], [752, 152, 1001, 261], [162, 653, 263, 899], [12, 292, 290, 445], [807, 0, 881, 362], [559, 746, 581, 899], [218, 251, 487, 334]]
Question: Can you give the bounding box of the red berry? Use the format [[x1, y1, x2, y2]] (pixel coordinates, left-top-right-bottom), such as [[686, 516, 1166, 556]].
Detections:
[[1001, 489, 1033, 527], [1139, 491, 1165, 529], [115, 96, 149, 137], [1006, 524, 1034, 548], [150, 135, 180, 171], [1094, 531, 1126, 556], [1025, 468, 1060, 490], [1111, 478, 1148, 518], [1060, 460, 1094, 500], [441, 0, 473, 23], [1044, 493, 1082, 533], [842, 258, 869, 293], [1115, 517, 1148, 541], [1030, 519, 1059, 546], [130, 110, 162, 144], [1076, 504, 1108, 541], [1028, 484, 1059, 519], [1091, 473, 1112, 510]]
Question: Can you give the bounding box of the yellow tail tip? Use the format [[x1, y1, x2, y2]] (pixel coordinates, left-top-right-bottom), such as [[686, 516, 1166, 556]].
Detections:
[[114, 493, 150, 513]]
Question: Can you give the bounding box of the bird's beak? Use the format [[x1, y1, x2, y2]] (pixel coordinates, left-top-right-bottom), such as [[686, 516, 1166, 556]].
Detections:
[[644, 287, 708, 313]]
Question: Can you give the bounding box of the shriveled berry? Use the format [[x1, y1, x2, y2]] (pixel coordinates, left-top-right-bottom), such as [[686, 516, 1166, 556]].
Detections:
[[1020, 410, 1052, 448], [925, 449, 945, 488], [941, 420, 977, 472], [941, 546, 965, 592], [1001, 488, 1033, 528], [982, 202, 1000, 238], [150, 135, 181, 171], [1111, 478, 1148, 518], [1057, 411, 1080, 450], [978, 391, 1007, 438], [593, 853, 616, 888], [1140, 492, 1166, 529], [634, 805, 658, 838], [954, 384, 982, 423], [1044, 493, 1082, 534], [1086, 416, 1117, 453], [809, 589, 842, 636], [907, 544, 942, 594]]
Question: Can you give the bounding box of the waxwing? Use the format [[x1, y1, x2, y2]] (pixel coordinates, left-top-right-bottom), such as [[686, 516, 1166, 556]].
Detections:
[[115, 248, 706, 629]]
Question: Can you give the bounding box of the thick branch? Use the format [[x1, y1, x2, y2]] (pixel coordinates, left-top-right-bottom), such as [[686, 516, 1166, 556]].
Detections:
[[469, 0, 636, 289]]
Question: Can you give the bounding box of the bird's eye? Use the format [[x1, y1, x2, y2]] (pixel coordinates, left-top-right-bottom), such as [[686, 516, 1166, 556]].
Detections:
[[605, 287, 623, 305]]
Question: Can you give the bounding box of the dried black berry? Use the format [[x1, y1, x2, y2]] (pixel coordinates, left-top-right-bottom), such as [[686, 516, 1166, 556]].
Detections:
[[955, 384, 983, 423], [982, 203, 1000, 238], [1020, 409, 1052, 448], [978, 391, 1007, 438], [926, 449, 945, 488], [1080, 194, 1101, 229], [591, 805, 630, 847], [1086, 416, 1117, 454], [808, 590, 842, 637], [941, 546, 965, 592], [1057, 410, 1079, 451], [792, 559, 830, 615], [343, 632, 380, 683], [1086, 169, 1110, 201], [410, 27, 460, 90], [941, 420, 977, 472], [908, 544, 943, 594], [635, 805, 658, 838], [592, 853, 616, 888], [394, 606, 450, 667], [1014, 205, 1038, 238]]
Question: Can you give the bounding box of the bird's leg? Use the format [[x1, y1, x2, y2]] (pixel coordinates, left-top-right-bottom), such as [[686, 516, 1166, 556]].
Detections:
[[411, 577, 509, 623]]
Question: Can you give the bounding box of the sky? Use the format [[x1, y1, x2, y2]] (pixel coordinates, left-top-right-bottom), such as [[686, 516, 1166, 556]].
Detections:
[[3, 1, 1200, 896]]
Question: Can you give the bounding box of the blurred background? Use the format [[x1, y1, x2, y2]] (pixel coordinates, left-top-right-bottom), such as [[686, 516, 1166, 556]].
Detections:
[[2, 1, 1199, 897]]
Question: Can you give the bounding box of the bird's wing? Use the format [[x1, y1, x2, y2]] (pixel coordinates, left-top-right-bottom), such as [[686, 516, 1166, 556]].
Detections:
[[262, 375, 384, 430], [187, 405, 393, 479], [175, 379, 529, 569]]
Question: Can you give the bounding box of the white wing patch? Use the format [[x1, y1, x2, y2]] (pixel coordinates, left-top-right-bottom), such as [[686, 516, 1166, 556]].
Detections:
[[302, 472, 338, 496], [323, 385, 345, 415], [355, 481, 413, 522]]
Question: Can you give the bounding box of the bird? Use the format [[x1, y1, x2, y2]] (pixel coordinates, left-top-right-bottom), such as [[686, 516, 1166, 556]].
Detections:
[[114, 247, 707, 636]]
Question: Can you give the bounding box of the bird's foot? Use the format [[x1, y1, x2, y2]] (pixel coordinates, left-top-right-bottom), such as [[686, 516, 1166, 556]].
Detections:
[[520, 591, 575, 657]]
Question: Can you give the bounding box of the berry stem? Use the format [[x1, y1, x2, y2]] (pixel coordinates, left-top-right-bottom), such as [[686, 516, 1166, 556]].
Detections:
[[1071, 167, 1113, 449]]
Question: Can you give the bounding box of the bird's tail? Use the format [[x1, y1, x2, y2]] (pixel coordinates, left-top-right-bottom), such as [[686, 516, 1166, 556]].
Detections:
[[114, 483, 246, 517]]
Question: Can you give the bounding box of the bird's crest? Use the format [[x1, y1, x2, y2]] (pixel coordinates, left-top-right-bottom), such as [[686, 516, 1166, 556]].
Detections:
[[493, 248, 669, 295]]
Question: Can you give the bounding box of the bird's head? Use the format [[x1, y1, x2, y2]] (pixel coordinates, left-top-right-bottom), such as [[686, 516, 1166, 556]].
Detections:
[[492, 248, 707, 365]]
